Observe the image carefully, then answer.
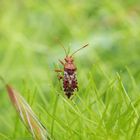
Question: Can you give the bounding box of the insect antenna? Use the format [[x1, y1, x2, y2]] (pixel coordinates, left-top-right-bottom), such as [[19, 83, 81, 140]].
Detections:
[[70, 44, 88, 56], [55, 38, 68, 56]]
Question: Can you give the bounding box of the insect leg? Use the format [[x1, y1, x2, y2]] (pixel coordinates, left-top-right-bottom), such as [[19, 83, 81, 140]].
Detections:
[[55, 69, 63, 80], [55, 69, 63, 72], [57, 75, 63, 80], [59, 59, 65, 66]]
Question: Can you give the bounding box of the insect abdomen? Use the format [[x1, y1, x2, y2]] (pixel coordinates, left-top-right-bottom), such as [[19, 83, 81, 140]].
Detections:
[[63, 71, 78, 98]]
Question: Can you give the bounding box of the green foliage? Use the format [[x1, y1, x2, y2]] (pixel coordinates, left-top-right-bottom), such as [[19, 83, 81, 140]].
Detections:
[[0, 0, 140, 140]]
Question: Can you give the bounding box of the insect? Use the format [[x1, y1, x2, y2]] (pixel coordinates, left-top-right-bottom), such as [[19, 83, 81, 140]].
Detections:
[[55, 40, 88, 99]]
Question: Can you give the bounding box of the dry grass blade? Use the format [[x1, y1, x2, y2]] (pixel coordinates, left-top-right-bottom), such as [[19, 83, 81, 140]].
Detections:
[[6, 84, 49, 140]]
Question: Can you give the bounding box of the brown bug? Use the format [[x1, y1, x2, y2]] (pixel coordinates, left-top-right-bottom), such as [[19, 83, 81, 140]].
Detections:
[[55, 40, 88, 99]]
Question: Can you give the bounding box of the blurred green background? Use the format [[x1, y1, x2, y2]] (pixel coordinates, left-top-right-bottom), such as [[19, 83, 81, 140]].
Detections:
[[0, 0, 140, 140]]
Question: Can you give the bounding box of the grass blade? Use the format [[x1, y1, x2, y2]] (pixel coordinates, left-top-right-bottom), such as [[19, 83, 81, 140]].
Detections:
[[6, 84, 50, 140]]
